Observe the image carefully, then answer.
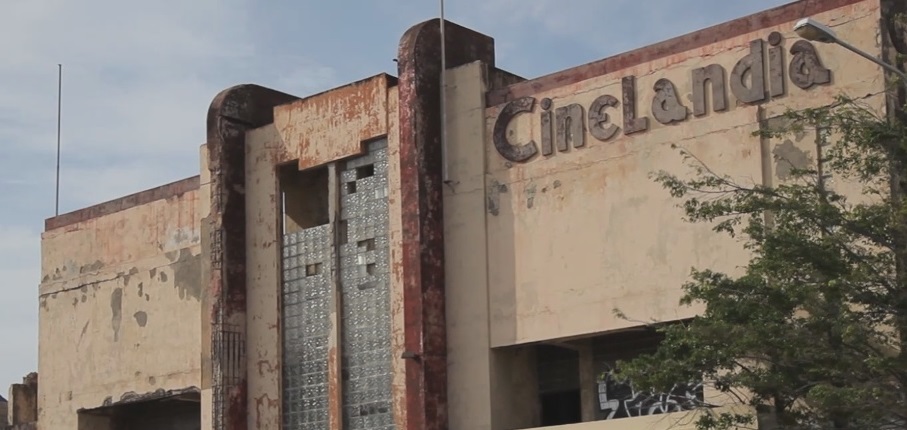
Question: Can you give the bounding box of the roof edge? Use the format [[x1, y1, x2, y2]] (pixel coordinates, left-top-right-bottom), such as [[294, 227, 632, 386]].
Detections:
[[45, 176, 200, 231], [486, 0, 866, 106]]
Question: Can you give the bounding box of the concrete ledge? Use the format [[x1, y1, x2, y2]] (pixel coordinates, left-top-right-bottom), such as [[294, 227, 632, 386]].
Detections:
[[44, 176, 200, 231], [485, 0, 865, 107]]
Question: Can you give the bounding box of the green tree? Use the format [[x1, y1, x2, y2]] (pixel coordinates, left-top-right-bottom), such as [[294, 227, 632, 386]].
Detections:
[[613, 95, 907, 430]]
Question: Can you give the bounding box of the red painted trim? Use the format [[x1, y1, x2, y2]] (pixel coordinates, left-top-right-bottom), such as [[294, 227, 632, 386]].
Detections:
[[206, 84, 298, 430], [396, 18, 495, 430]]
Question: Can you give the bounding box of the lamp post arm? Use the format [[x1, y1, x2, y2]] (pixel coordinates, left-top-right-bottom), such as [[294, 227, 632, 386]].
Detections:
[[834, 37, 907, 89]]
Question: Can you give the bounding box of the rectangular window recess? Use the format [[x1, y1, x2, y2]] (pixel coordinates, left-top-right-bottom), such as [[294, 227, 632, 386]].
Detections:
[[305, 263, 322, 277], [356, 164, 375, 179], [357, 238, 376, 251]]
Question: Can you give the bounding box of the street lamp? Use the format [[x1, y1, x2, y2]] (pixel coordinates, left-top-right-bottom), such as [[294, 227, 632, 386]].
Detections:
[[794, 17, 907, 89]]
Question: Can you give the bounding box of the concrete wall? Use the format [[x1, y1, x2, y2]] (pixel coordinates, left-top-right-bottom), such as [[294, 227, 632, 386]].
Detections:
[[38, 178, 202, 429], [483, 0, 884, 346], [241, 74, 402, 429], [7, 374, 37, 426], [443, 0, 886, 429], [29, 2, 889, 430]]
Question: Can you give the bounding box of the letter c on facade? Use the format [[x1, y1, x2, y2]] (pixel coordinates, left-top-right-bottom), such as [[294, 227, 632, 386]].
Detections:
[[493, 97, 539, 163]]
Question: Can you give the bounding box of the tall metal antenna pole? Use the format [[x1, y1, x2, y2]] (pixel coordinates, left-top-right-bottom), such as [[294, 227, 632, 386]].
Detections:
[[55, 64, 62, 216], [439, 0, 449, 183]]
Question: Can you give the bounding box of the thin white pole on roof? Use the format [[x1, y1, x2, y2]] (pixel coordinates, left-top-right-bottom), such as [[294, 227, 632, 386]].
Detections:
[[55, 64, 62, 216]]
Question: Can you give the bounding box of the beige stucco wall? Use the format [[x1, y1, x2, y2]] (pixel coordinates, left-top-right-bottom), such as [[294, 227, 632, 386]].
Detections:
[[511, 406, 754, 430], [198, 143, 213, 430], [444, 1, 886, 429], [385, 85, 408, 430], [443, 61, 497, 430], [481, 0, 885, 348], [244, 122, 283, 430], [38, 187, 202, 429]]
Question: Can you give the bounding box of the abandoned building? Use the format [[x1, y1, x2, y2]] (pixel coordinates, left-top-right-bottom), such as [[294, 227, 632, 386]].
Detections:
[[3, 373, 38, 430], [34, 0, 903, 429]]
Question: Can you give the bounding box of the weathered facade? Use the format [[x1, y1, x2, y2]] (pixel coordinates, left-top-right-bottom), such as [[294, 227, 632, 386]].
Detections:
[[4, 373, 38, 430], [35, 0, 905, 429], [39, 176, 203, 429]]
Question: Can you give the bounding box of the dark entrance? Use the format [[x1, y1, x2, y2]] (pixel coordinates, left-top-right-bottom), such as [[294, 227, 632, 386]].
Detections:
[[77, 389, 200, 430]]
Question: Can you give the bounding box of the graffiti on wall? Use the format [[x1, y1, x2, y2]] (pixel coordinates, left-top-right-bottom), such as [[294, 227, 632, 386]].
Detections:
[[597, 369, 703, 420]]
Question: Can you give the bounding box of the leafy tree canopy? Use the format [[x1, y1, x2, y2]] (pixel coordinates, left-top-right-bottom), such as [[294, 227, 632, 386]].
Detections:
[[614, 95, 907, 430]]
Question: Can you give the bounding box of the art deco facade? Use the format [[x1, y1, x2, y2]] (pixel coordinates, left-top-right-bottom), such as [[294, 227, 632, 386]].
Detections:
[[35, 0, 904, 429]]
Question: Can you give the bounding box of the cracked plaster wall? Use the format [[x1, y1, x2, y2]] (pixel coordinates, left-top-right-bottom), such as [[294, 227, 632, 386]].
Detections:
[[38, 185, 203, 430]]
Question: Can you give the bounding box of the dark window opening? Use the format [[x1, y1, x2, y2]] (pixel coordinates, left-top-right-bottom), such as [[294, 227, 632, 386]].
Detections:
[[356, 164, 375, 179], [279, 163, 330, 233], [77, 391, 201, 430], [498, 324, 704, 428], [537, 345, 582, 427], [540, 391, 582, 426]]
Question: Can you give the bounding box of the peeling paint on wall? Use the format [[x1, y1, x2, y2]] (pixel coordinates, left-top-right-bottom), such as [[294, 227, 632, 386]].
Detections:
[[525, 183, 537, 209], [486, 179, 508, 216], [773, 139, 812, 180], [110, 288, 123, 342], [121, 267, 140, 287], [134, 311, 148, 327], [80, 260, 104, 274], [171, 249, 202, 301]]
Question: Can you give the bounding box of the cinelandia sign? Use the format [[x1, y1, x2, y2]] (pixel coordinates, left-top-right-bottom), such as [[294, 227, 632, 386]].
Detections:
[[492, 32, 832, 163]]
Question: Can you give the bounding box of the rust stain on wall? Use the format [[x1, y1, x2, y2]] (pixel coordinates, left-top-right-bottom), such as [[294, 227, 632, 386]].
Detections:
[[397, 18, 495, 430], [255, 360, 277, 378], [272, 74, 395, 170], [253, 393, 279, 430], [206, 84, 298, 430]]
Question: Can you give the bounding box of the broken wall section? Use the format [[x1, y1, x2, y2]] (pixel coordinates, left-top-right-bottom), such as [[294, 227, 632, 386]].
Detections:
[[38, 177, 203, 430], [2, 372, 37, 430]]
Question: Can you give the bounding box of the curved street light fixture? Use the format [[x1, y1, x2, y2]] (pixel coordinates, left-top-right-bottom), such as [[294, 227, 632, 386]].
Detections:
[[793, 17, 907, 89]]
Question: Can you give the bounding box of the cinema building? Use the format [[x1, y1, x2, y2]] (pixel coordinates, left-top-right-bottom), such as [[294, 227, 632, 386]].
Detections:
[[34, 0, 904, 429]]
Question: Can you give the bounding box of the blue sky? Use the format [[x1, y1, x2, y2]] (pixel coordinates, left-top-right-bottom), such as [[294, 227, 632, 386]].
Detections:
[[0, 0, 791, 389]]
